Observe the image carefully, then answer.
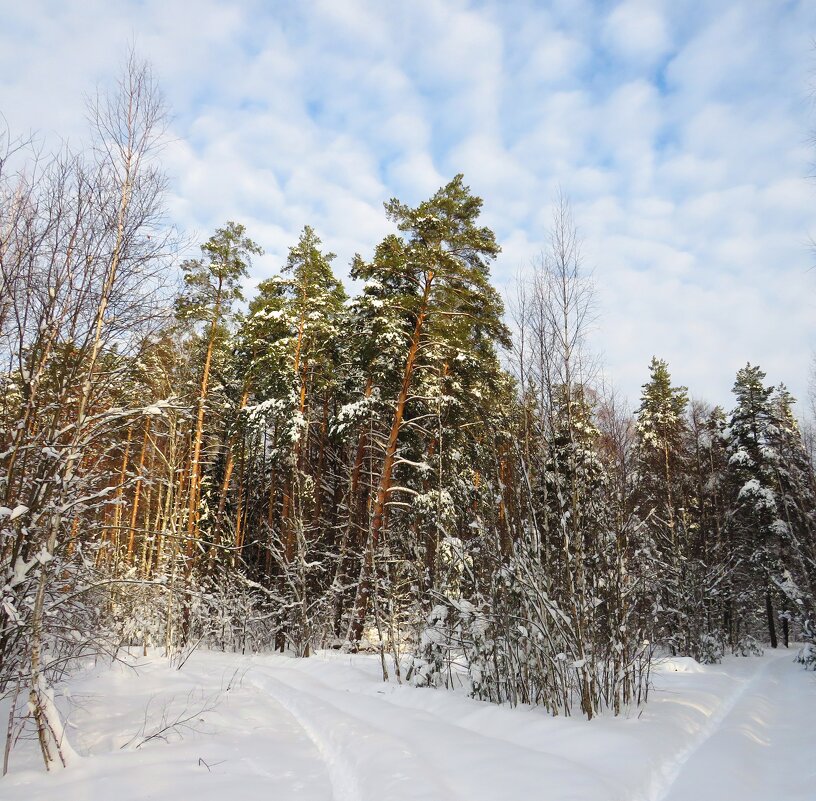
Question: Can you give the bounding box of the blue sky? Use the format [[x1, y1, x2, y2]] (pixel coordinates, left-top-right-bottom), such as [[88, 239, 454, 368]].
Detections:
[[1, 0, 814, 408]]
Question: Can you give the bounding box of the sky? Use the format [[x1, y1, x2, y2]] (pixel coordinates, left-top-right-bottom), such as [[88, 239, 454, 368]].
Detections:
[[1, 0, 814, 409]]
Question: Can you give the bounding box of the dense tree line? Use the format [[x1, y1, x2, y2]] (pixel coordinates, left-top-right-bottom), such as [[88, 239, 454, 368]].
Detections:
[[2, 57, 815, 768]]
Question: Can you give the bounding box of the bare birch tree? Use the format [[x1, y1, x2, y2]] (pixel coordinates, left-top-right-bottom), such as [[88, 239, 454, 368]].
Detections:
[[0, 50, 172, 769]]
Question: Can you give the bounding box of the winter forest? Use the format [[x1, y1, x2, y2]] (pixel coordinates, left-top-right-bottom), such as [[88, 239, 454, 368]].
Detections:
[[2, 46, 816, 795]]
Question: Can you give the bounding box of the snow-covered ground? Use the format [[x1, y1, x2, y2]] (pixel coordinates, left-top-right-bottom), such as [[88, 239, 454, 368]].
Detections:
[[2, 646, 813, 801]]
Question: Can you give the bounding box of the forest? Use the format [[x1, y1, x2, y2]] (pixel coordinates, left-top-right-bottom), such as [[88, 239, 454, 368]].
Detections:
[[2, 55, 815, 772]]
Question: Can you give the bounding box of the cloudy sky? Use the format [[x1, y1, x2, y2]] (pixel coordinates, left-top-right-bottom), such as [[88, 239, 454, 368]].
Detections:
[[2, 0, 814, 407]]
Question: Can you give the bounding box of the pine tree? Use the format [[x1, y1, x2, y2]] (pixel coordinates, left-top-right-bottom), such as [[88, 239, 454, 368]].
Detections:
[[348, 175, 508, 645], [175, 223, 261, 559]]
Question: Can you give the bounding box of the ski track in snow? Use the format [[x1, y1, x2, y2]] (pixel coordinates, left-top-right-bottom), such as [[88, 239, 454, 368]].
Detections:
[[640, 654, 777, 801], [249, 668, 466, 801], [251, 663, 620, 801], [640, 648, 816, 801], [3, 648, 813, 801], [228, 652, 815, 801], [247, 672, 363, 801]]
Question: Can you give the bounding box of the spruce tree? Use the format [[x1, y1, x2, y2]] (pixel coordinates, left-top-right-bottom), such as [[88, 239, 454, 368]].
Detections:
[[725, 364, 784, 648], [767, 385, 816, 643], [685, 402, 730, 660], [634, 357, 692, 654], [238, 226, 346, 654]]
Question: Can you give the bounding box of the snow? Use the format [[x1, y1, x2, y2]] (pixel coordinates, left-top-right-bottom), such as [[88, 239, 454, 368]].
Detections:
[[738, 479, 776, 510], [7, 504, 29, 521], [1, 648, 813, 800], [8, 553, 40, 588], [728, 449, 753, 467]]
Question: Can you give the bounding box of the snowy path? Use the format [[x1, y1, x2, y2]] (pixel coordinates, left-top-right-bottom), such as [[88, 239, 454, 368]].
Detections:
[[1, 647, 814, 801], [248, 669, 464, 801], [651, 649, 816, 801], [251, 664, 620, 801]]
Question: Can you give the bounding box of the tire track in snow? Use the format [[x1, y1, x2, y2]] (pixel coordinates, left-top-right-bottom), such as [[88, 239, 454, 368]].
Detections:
[[640, 653, 780, 801]]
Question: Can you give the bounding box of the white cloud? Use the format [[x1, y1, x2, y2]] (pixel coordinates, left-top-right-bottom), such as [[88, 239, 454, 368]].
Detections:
[[0, 0, 813, 407], [603, 0, 672, 65], [527, 32, 588, 84]]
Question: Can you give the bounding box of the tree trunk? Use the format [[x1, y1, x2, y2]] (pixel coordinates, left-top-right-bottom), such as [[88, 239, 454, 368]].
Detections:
[[332, 376, 373, 635], [186, 281, 223, 554], [111, 426, 134, 573], [126, 419, 151, 563], [349, 273, 433, 644], [765, 588, 778, 649]]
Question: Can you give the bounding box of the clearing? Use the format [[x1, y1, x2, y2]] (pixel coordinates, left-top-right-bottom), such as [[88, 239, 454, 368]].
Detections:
[[2, 646, 813, 801]]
